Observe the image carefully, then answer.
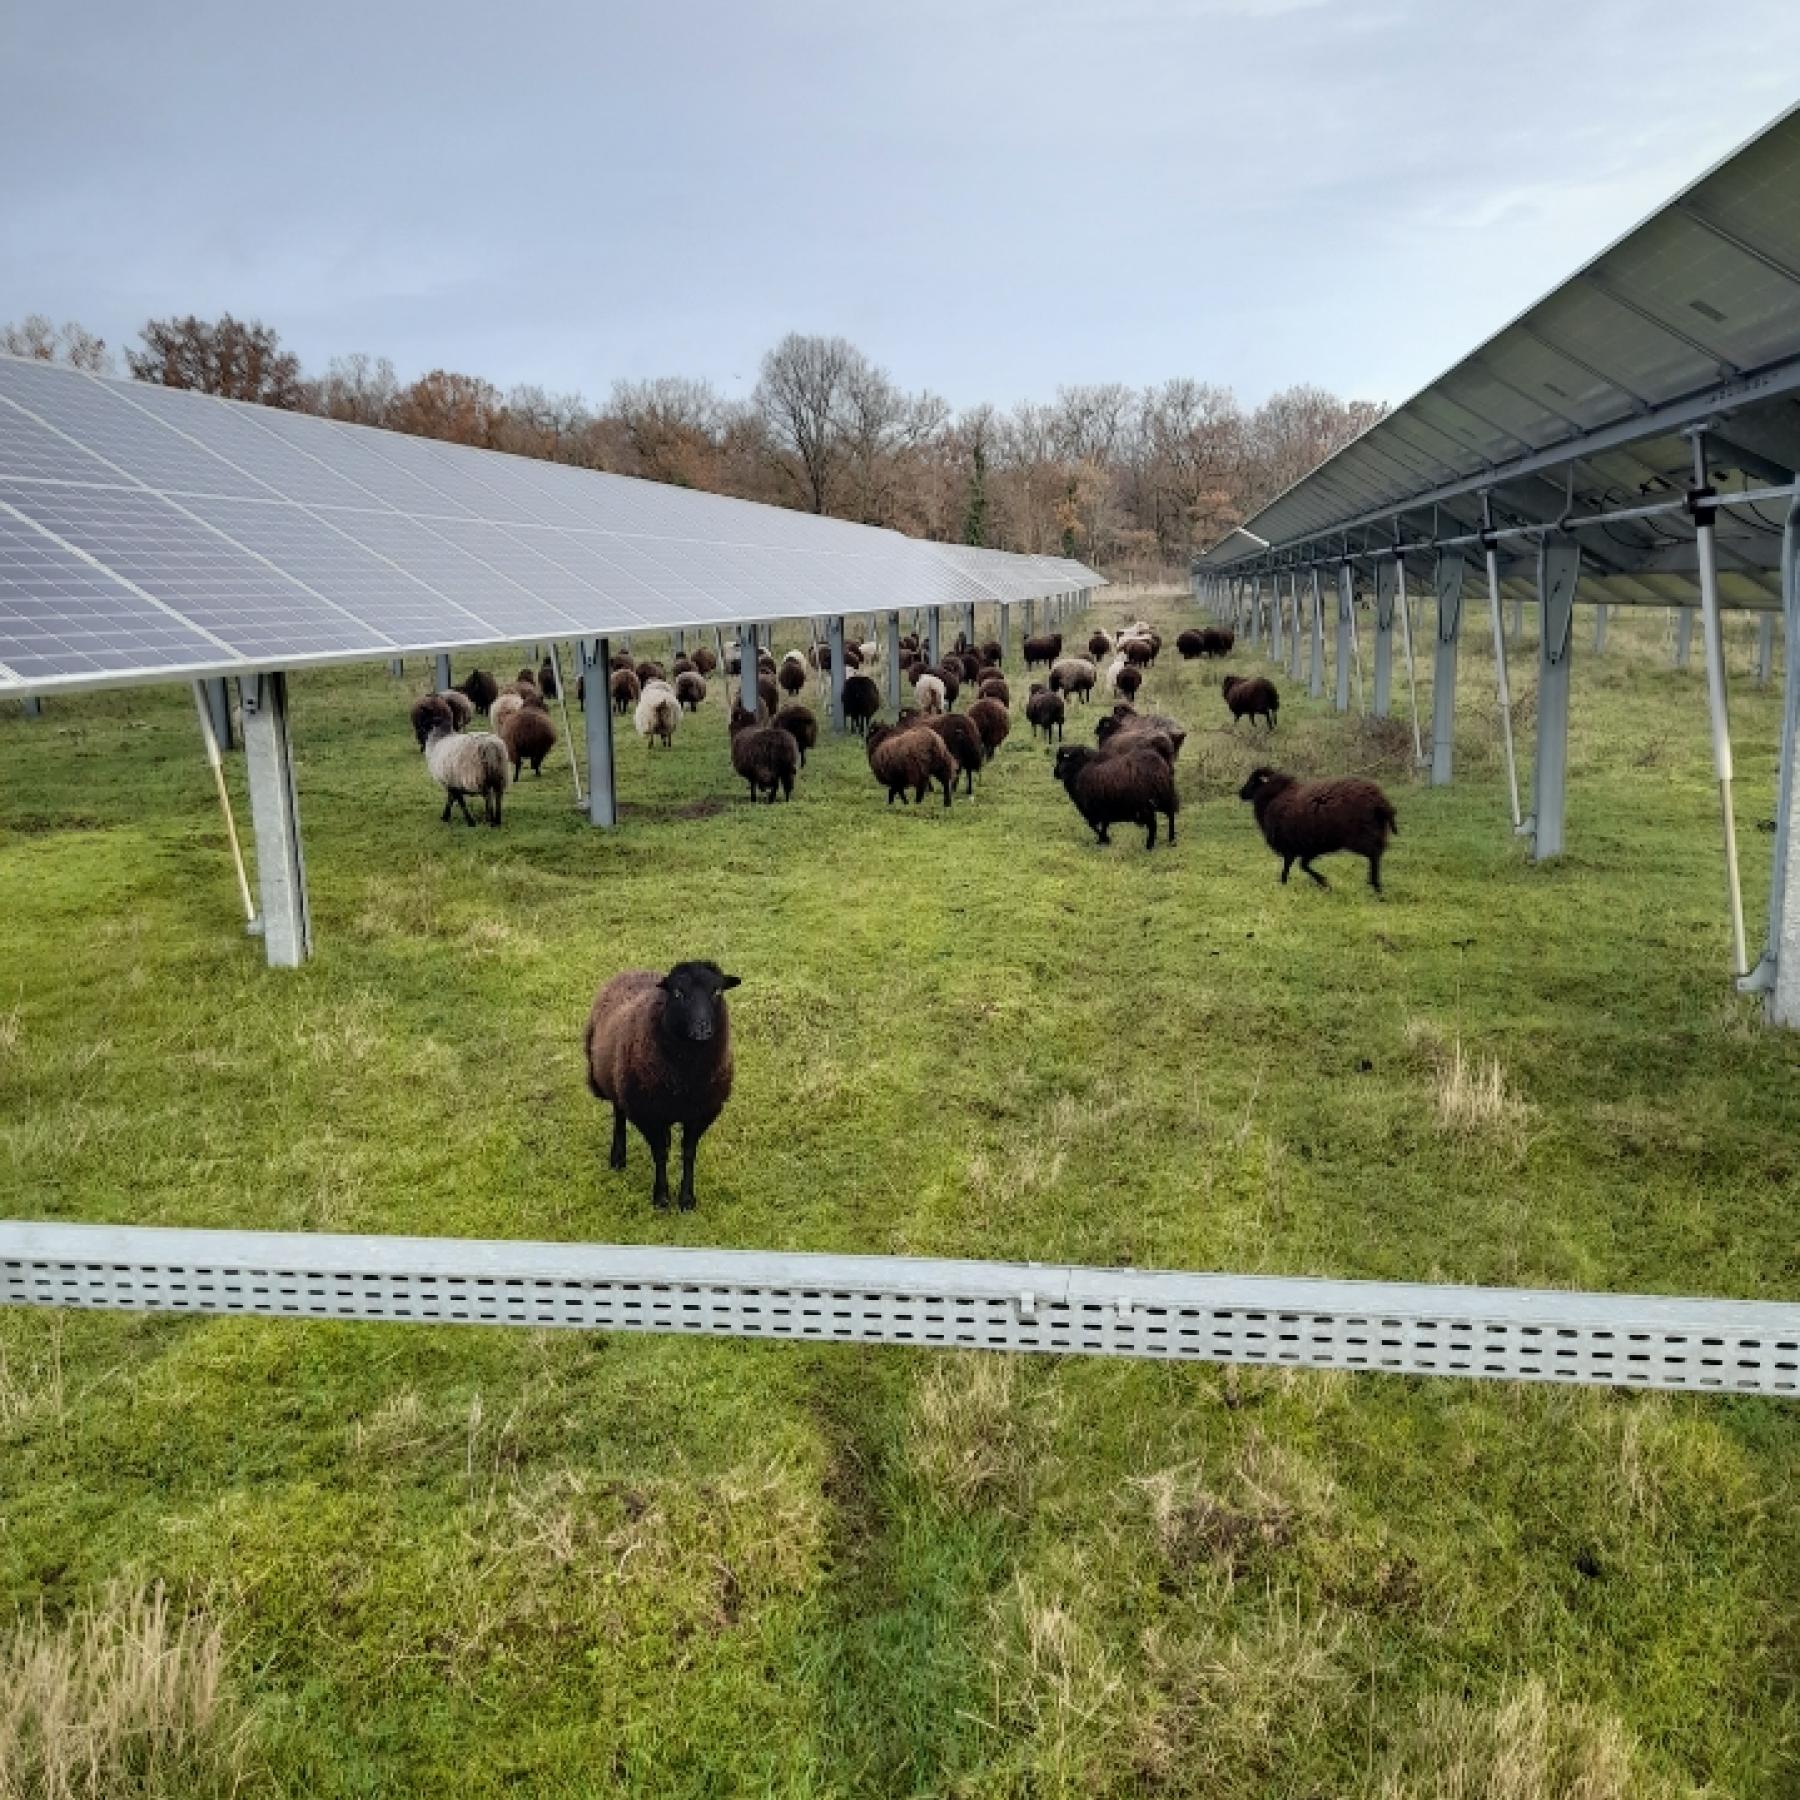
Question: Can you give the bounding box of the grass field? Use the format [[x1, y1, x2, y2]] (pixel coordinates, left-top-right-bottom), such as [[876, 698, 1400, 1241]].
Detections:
[[2, 588, 1797, 1797]]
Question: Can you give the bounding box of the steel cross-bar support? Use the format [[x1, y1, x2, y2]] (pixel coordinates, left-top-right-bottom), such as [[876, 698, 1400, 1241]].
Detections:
[[238, 672, 311, 967], [826, 615, 847, 732], [1762, 492, 1800, 1023], [1334, 565, 1355, 712], [1431, 552, 1466, 785], [1309, 568, 1326, 698], [1529, 537, 1579, 862], [579, 640, 618, 828], [5, 1219, 1797, 1398], [885, 611, 902, 712], [1482, 498, 1523, 831], [1372, 558, 1396, 716], [1688, 434, 1749, 978]]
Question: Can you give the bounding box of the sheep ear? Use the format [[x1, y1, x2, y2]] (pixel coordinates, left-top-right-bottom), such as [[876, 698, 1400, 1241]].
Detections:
[[718, 974, 742, 991]]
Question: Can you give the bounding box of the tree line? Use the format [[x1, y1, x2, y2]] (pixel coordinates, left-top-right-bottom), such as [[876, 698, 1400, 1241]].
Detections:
[[1, 311, 1382, 578]]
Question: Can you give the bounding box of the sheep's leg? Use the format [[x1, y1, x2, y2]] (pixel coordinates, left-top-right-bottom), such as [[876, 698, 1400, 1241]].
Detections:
[[1142, 809, 1157, 851], [676, 1123, 704, 1211], [440, 794, 455, 824], [644, 1124, 673, 1210], [1281, 856, 1294, 884], [609, 1107, 628, 1171], [1164, 806, 1177, 845], [1368, 851, 1384, 894], [1301, 858, 1329, 889], [941, 776, 953, 809], [455, 792, 478, 827]]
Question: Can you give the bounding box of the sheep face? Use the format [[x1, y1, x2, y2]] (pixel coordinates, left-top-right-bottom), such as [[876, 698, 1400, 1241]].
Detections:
[[1051, 745, 1096, 786], [1238, 766, 1282, 803], [659, 961, 742, 1046]]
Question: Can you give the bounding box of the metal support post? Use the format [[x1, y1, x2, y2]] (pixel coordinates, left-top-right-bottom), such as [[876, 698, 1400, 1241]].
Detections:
[[1687, 432, 1748, 975], [1334, 565, 1354, 713], [202, 675, 234, 752], [1286, 574, 1303, 681], [238, 672, 311, 967], [739, 624, 759, 715], [1674, 605, 1695, 669], [1269, 570, 1284, 664], [388, 658, 404, 678], [1764, 493, 1800, 1023], [1372, 559, 1396, 717], [580, 640, 617, 828], [1593, 605, 1608, 655], [827, 615, 846, 731], [1396, 555, 1423, 762], [21, 696, 42, 717], [434, 653, 452, 693], [885, 611, 902, 712], [999, 602, 1010, 663], [1482, 496, 1523, 831], [1756, 613, 1774, 685], [1309, 569, 1325, 699], [1529, 537, 1579, 861], [1430, 553, 1465, 785], [927, 608, 941, 665]]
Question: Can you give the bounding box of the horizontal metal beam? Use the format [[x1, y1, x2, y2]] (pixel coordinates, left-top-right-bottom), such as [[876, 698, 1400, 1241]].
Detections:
[[2, 1222, 1795, 1397]]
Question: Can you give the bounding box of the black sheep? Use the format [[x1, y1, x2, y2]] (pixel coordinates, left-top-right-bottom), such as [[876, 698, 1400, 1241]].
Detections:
[[842, 673, 881, 736], [728, 703, 800, 802], [979, 639, 1003, 667], [1176, 628, 1206, 660], [1238, 767, 1396, 893], [691, 645, 719, 677], [410, 692, 455, 749], [498, 704, 557, 778], [675, 670, 708, 712], [585, 960, 739, 1211], [1221, 674, 1279, 729], [965, 696, 1011, 758], [537, 659, 559, 699], [1200, 627, 1235, 658], [1116, 665, 1143, 703], [1052, 744, 1178, 850], [1026, 683, 1066, 743], [778, 660, 807, 698], [1023, 632, 1063, 668], [457, 668, 499, 715], [610, 668, 641, 714], [978, 674, 1011, 707]]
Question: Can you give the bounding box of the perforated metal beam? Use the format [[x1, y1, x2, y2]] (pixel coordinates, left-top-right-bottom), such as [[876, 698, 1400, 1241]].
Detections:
[[1, 1222, 1793, 1397]]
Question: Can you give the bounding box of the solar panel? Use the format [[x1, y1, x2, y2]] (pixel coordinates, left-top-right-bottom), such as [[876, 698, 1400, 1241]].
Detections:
[[0, 355, 1102, 695]]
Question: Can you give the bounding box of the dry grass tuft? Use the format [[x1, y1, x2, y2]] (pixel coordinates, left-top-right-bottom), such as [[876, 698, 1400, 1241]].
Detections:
[[907, 1353, 1053, 1512], [987, 1575, 1127, 1784], [0, 1580, 251, 1800], [1374, 1678, 1673, 1800], [1409, 1020, 1532, 1156], [1342, 714, 1420, 778]]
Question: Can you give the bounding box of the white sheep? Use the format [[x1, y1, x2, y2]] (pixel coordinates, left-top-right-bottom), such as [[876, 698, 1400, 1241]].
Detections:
[[913, 671, 947, 716], [1101, 653, 1127, 697], [424, 725, 511, 827], [635, 680, 680, 749]]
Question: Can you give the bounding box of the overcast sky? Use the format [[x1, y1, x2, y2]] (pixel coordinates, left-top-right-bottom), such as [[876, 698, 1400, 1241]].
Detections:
[[3, 2, 1796, 416]]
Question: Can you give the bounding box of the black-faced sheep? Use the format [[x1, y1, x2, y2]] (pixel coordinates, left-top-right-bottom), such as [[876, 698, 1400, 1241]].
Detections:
[[1222, 673, 1279, 729], [424, 724, 510, 827], [499, 703, 558, 778], [978, 675, 1011, 707], [966, 696, 1011, 758], [979, 639, 1003, 666], [1123, 637, 1154, 668], [635, 681, 680, 748], [672, 655, 696, 678], [727, 703, 800, 802], [757, 673, 780, 718], [1023, 632, 1062, 668], [778, 657, 807, 698], [899, 706, 984, 796], [1238, 767, 1396, 893], [1201, 626, 1235, 658], [773, 701, 818, 766], [457, 668, 499, 715], [867, 721, 955, 807], [610, 668, 641, 714], [1096, 705, 1187, 760], [1026, 683, 1066, 743], [1052, 744, 1178, 850], [411, 692, 455, 749], [1176, 628, 1206, 660], [842, 672, 881, 735], [585, 960, 739, 1211], [1049, 657, 1098, 703], [675, 670, 708, 712], [610, 650, 635, 672]]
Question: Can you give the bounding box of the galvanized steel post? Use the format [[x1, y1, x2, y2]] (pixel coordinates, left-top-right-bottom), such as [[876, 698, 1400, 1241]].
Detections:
[[1334, 564, 1354, 713], [1756, 613, 1774, 685], [1371, 559, 1396, 717], [434, 653, 452, 692], [1309, 569, 1325, 699], [1431, 552, 1465, 785], [203, 676, 234, 752], [1593, 605, 1609, 655], [926, 607, 941, 666], [238, 672, 310, 968], [1765, 492, 1800, 1024], [885, 611, 902, 713], [1530, 537, 1579, 861], [1674, 605, 1695, 669], [827, 615, 847, 731], [1482, 495, 1523, 831]]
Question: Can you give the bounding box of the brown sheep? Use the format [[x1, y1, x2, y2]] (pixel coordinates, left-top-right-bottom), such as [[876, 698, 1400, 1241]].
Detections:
[[691, 645, 719, 676], [672, 655, 696, 677], [1087, 630, 1112, 660], [584, 961, 739, 1211], [773, 701, 818, 766], [499, 703, 558, 778], [1176, 628, 1206, 659], [1200, 627, 1235, 658], [979, 639, 1003, 666], [778, 660, 807, 698], [956, 651, 982, 685], [1123, 638, 1154, 668], [867, 721, 956, 807], [1096, 705, 1187, 760], [1116, 665, 1143, 703], [965, 696, 1011, 758], [1052, 744, 1178, 850], [757, 673, 780, 718], [1026, 683, 1066, 743], [978, 675, 1011, 707], [536, 658, 558, 699], [610, 668, 641, 714], [440, 689, 474, 730], [899, 706, 984, 796], [935, 664, 962, 707], [1049, 657, 1098, 703], [1222, 673, 1279, 729], [842, 672, 881, 735], [1023, 632, 1063, 668], [1238, 767, 1397, 893], [675, 670, 707, 712], [636, 659, 667, 687], [1097, 724, 1174, 767], [410, 692, 455, 749], [728, 703, 800, 802]]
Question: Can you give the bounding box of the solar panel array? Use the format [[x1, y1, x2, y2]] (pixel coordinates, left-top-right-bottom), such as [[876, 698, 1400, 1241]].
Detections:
[[0, 356, 1101, 695], [1198, 101, 1800, 588]]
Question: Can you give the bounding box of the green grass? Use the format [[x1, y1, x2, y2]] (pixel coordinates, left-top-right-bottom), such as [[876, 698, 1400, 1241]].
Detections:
[[1, 591, 1796, 1797]]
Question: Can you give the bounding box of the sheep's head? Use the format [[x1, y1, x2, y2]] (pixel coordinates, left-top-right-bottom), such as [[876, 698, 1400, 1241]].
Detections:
[[659, 961, 741, 1046], [1238, 766, 1285, 803], [1221, 674, 1238, 696], [1051, 745, 1095, 787]]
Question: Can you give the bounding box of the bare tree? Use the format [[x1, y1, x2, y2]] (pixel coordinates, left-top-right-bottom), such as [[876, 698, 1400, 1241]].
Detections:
[[753, 333, 860, 514], [1, 314, 113, 373], [609, 376, 726, 487], [388, 370, 506, 446], [127, 314, 304, 406], [313, 352, 400, 426]]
